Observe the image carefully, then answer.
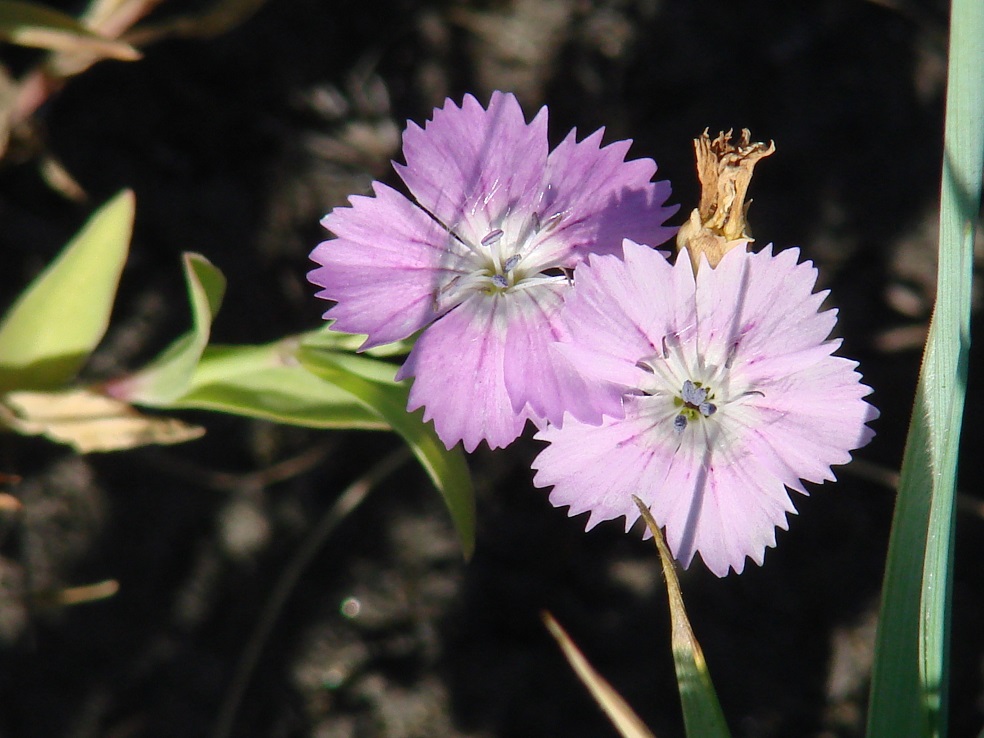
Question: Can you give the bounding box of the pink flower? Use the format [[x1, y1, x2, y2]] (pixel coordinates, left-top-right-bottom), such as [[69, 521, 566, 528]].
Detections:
[[309, 92, 677, 451], [532, 241, 878, 576]]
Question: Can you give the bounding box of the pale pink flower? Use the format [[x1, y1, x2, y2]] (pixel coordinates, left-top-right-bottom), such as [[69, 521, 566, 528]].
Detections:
[[532, 241, 878, 576], [309, 92, 677, 451]]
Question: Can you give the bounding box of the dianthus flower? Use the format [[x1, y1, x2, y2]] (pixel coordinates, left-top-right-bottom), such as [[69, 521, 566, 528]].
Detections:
[[532, 241, 878, 576], [309, 92, 677, 451]]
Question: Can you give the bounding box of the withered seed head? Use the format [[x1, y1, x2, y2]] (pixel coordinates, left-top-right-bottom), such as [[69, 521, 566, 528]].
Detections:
[[675, 129, 775, 273]]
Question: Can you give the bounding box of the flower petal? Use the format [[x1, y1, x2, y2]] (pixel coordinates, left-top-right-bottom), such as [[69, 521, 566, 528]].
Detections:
[[526, 129, 678, 268], [501, 283, 623, 426], [537, 239, 878, 576], [738, 358, 880, 484], [533, 408, 670, 528], [310, 182, 468, 349], [397, 295, 533, 452], [693, 244, 837, 372], [556, 241, 693, 389], [395, 92, 548, 246], [534, 407, 799, 577]]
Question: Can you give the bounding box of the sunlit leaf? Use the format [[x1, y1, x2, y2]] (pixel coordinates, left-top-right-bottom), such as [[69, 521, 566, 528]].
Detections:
[[543, 612, 657, 738], [0, 190, 134, 392], [633, 497, 731, 738], [866, 1, 982, 735], [110, 252, 226, 405], [0, 0, 138, 58], [167, 339, 389, 430], [300, 322, 414, 359], [0, 388, 204, 452], [298, 345, 475, 559]]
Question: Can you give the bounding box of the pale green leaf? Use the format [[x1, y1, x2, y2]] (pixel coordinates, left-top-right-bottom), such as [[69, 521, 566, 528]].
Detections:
[[0, 190, 134, 392], [866, 0, 982, 735], [298, 345, 475, 559], [167, 340, 389, 430], [633, 497, 731, 738]]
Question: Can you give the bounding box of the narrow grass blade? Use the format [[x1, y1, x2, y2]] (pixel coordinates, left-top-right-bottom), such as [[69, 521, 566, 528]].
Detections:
[[866, 1, 982, 735], [543, 611, 657, 738], [297, 345, 475, 559], [0, 190, 134, 392], [633, 496, 731, 738]]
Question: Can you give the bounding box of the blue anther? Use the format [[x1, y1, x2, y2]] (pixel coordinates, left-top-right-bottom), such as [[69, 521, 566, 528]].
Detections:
[[481, 229, 504, 247], [682, 380, 707, 406]]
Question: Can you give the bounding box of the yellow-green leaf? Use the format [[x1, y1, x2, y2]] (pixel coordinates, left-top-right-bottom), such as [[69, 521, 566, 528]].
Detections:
[[0, 190, 134, 392]]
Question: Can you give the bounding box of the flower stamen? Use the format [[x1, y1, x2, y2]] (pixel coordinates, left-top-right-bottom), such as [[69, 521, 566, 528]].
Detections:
[[541, 212, 564, 233], [673, 379, 718, 432], [481, 229, 504, 247]]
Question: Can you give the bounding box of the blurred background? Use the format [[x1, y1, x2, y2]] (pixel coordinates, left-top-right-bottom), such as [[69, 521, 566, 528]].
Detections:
[[1, 0, 982, 736]]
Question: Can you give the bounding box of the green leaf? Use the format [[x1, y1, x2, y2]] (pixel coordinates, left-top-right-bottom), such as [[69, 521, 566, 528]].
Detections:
[[0, 0, 139, 58], [866, 2, 982, 736], [298, 345, 475, 559], [300, 322, 414, 359], [112, 252, 226, 406], [633, 496, 732, 738], [0, 190, 134, 392], [167, 339, 389, 430]]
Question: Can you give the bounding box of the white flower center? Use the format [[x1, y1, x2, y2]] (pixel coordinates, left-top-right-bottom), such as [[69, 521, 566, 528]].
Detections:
[[633, 330, 762, 439], [434, 209, 569, 312]]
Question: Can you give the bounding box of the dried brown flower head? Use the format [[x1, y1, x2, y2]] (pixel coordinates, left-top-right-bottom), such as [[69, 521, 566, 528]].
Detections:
[[675, 129, 775, 272]]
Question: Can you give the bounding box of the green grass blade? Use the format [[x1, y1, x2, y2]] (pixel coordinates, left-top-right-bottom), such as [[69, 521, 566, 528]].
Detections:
[[0, 190, 134, 392], [297, 345, 475, 559], [866, 1, 983, 735], [633, 497, 731, 738]]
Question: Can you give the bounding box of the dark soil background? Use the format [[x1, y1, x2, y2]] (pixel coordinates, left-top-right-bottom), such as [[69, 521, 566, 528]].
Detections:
[[1, 0, 983, 736]]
